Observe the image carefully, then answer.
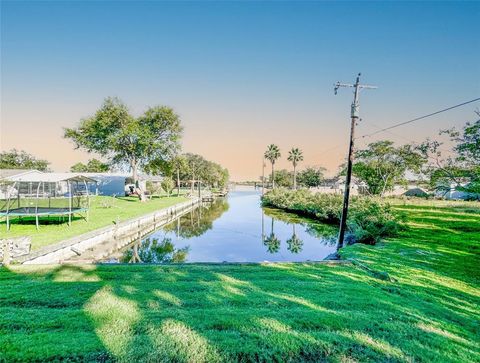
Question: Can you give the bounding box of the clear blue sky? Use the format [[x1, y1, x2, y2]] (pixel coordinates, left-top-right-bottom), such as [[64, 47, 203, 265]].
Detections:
[[1, 1, 479, 179]]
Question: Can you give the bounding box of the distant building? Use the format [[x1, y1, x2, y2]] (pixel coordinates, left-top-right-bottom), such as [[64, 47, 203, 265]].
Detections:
[[78, 173, 143, 196], [311, 177, 366, 195], [81, 173, 162, 196], [435, 182, 479, 201], [403, 187, 429, 198]]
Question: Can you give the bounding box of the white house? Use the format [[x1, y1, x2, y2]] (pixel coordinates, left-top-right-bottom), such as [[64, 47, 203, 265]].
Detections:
[[435, 182, 479, 201]]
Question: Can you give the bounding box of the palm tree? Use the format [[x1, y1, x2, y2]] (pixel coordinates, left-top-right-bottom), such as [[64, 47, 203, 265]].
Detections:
[[264, 144, 281, 189], [288, 147, 303, 189]]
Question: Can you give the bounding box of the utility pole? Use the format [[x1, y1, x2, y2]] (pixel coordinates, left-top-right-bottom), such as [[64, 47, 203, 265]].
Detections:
[[334, 73, 377, 249]]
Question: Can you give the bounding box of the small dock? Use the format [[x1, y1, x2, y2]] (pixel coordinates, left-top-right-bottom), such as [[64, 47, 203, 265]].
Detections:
[[201, 190, 228, 202]]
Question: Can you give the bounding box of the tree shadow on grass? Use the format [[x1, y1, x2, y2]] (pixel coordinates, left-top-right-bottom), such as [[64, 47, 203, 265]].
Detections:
[[0, 264, 110, 362], [2, 260, 479, 362]]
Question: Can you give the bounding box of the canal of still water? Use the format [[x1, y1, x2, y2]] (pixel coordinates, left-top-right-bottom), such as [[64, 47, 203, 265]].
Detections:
[[103, 189, 338, 263]]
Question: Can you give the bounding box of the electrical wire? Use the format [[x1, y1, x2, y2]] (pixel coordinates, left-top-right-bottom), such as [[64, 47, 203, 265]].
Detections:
[[357, 119, 454, 164], [360, 97, 480, 139]]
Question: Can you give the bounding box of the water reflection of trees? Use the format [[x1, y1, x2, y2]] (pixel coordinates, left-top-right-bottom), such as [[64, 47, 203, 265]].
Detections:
[[262, 207, 337, 253], [262, 217, 303, 254], [263, 207, 336, 241], [122, 237, 189, 264], [304, 225, 337, 246], [164, 199, 229, 238], [286, 224, 304, 253], [263, 218, 281, 253]]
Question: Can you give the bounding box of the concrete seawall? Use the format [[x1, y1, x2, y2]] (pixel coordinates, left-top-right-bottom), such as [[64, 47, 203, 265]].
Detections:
[[17, 197, 201, 265]]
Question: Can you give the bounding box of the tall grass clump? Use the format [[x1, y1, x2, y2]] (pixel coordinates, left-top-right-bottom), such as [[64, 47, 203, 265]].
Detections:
[[261, 189, 403, 245]]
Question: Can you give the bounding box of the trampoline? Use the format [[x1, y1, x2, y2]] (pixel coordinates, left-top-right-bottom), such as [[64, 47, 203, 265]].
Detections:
[[0, 174, 97, 231]]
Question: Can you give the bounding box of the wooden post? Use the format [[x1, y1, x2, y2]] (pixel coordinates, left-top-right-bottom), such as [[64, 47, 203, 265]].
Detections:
[[35, 182, 41, 231], [68, 181, 72, 226], [3, 240, 11, 265]]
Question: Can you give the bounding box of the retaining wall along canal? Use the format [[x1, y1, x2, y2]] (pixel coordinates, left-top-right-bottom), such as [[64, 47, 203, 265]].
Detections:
[[15, 198, 201, 264]]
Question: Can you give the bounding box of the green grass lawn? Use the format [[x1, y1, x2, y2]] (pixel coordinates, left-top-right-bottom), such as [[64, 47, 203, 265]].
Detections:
[[0, 195, 188, 251], [0, 203, 479, 362]]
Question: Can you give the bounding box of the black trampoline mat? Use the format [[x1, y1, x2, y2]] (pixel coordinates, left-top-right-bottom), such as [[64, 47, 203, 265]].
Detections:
[[0, 207, 86, 216]]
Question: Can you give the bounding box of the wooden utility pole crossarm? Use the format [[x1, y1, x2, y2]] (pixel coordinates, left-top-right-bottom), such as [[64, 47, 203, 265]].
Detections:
[[334, 73, 377, 249]]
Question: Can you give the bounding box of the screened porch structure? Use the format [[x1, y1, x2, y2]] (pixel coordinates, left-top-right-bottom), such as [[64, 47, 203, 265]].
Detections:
[[0, 174, 97, 230]]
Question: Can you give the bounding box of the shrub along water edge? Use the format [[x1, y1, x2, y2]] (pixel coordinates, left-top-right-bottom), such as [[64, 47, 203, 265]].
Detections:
[[261, 188, 404, 245]]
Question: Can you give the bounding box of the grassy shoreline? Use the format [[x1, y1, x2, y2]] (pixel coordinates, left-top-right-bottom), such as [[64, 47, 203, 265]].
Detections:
[[1, 202, 479, 362], [0, 195, 188, 250]]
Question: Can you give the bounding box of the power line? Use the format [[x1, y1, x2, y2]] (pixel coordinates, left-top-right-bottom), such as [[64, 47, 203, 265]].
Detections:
[[360, 97, 480, 139], [313, 98, 478, 169], [357, 120, 454, 163]]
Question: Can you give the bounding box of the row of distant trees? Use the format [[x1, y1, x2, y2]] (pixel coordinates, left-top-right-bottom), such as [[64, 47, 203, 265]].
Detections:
[[1, 97, 230, 198], [147, 153, 229, 192], [0, 149, 51, 172], [265, 167, 325, 189], [262, 111, 479, 197]]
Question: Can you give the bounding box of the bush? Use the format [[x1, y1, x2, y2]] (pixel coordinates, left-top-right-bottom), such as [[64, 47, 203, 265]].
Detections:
[[261, 188, 403, 245], [161, 177, 175, 196]]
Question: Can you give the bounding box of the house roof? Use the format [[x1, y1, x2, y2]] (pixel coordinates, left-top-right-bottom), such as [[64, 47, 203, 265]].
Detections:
[[5, 172, 97, 183], [0, 169, 41, 179], [145, 175, 164, 182]]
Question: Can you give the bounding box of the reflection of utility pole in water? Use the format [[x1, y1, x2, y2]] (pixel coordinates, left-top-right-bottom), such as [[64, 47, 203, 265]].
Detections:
[[176, 217, 180, 239], [197, 204, 201, 227], [261, 209, 265, 242]]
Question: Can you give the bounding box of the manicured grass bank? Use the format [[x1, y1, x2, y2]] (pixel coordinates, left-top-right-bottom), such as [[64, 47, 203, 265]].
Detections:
[[0, 204, 479, 362], [0, 195, 187, 250]]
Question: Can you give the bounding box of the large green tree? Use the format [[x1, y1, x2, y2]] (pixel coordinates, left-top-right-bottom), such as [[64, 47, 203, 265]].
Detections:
[[171, 155, 188, 196], [352, 140, 425, 196], [161, 177, 175, 196], [183, 153, 205, 193], [297, 167, 325, 188], [174, 153, 229, 192], [264, 144, 281, 189], [145, 154, 188, 196], [270, 169, 293, 188], [287, 147, 303, 189], [419, 112, 480, 196], [0, 149, 50, 171], [64, 98, 183, 198], [70, 158, 110, 172]]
